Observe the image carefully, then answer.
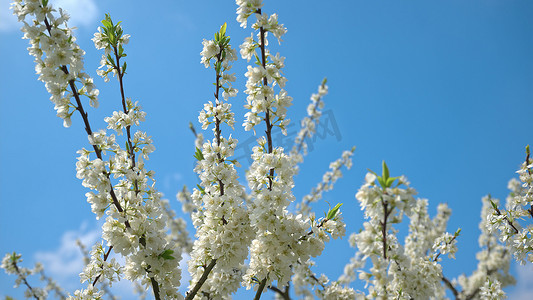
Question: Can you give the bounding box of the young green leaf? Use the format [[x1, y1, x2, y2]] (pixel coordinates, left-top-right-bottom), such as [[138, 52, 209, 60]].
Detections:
[[327, 203, 343, 220], [382, 160, 390, 181], [194, 147, 204, 161], [220, 22, 227, 36], [158, 249, 176, 260]]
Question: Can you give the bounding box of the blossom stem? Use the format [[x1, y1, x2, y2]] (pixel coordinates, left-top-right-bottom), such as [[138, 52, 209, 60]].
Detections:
[[185, 259, 217, 300], [258, 9, 275, 191], [380, 199, 391, 260], [91, 246, 113, 286], [524, 150, 533, 219], [112, 45, 139, 195], [294, 80, 327, 155], [214, 50, 225, 196]]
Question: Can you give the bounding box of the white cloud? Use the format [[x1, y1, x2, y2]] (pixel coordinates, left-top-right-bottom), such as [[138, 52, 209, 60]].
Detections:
[[0, 0, 19, 32], [163, 172, 184, 191], [0, 0, 98, 32], [507, 263, 533, 300], [50, 0, 98, 28], [34, 222, 100, 290]]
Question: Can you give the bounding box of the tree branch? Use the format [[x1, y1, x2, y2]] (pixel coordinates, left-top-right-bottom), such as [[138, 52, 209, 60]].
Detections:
[[185, 259, 217, 300], [254, 278, 268, 300]]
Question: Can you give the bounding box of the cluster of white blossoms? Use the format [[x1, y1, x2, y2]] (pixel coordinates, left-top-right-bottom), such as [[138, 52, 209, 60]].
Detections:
[[291, 79, 329, 158], [92, 14, 130, 83], [454, 195, 515, 299], [298, 148, 355, 216], [236, 2, 346, 296], [237, 2, 291, 134], [487, 146, 533, 265], [335, 165, 462, 299], [72, 17, 184, 298], [2, 252, 47, 299], [187, 23, 254, 299], [479, 279, 506, 300], [12, 0, 99, 127]]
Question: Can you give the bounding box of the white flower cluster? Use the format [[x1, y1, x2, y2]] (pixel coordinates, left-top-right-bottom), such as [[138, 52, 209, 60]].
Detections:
[[235, 0, 263, 28], [237, 3, 343, 294], [1, 252, 48, 299], [92, 14, 130, 82], [487, 152, 533, 265], [238, 4, 291, 133], [291, 79, 329, 157], [79, 243, 121, 285], [73, 19, 182, 299], [84, 114, 180, 297], [455, 196, 515, 298], [479, 278, 506, 300], [244, 143, 303, 286], [291, 259, 357, 300], [298, 148, 355, 216], [339, 170, 461, 298], [76, 239, 120, 300], [12, 0, 99, 127], [104, 100, 146, 135], [187, 25, 253, 299], [198, 101, 235, 130], [75, 103, 182, 299]]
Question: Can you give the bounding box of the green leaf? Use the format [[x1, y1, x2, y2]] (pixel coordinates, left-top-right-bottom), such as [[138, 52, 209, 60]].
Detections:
[[42, 0, 49, 7], [490, 199, 498, 211], [106, 54, 115, 67], [526, 144, 530, 157], [193, 147, 204, 161], [158, 249, 175, 260], [377, 176, 386, 189], [196, 184, 206, 195], [321, 77, 327, 85], [220, 22, 227, 36], [382, 160, 389, 181], [101, 19, 112, 28], [327, 203, 343, 220]]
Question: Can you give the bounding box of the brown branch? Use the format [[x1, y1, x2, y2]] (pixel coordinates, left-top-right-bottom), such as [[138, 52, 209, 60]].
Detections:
[[254, 278, 268, 300], [442, 276, 459, 298], [185, 259, 217, 300], [12, 262, 39, 300], [112, 45, 139, 195], [380, 199, 391, 260], [268, 284, 291, 300], [492, 205, 519, 234], [257, 9, 275, 192], [91, 246, 113, 286]]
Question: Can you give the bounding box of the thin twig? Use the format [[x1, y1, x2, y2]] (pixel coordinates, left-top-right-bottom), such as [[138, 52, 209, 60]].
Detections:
[[12, 262, 39, 300]]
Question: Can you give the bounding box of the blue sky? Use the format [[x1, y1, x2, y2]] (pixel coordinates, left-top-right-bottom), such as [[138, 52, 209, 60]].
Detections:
[[1, 0, 533, 298]]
